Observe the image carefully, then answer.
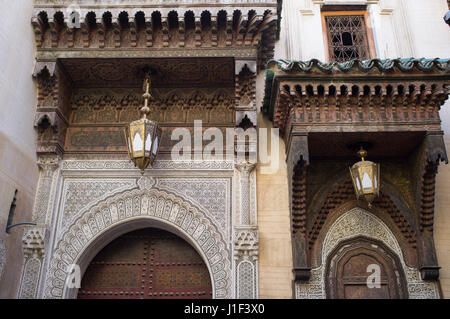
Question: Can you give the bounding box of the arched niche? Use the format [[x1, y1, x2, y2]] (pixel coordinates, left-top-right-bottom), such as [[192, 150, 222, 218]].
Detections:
[[296, 207, 440, 299]]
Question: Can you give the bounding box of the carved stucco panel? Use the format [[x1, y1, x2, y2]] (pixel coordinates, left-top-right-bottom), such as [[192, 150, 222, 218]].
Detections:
[[18, 258, 42, 299], [44, 186, 231, 299], [295, 207, 440, 299], [61, 160, 234, 171], [237, 261, 256, 299], [57, 178, 137, 242], [33, 156, 60, 225], [156, 178, 231, 238], [39, 161, 235, 298]]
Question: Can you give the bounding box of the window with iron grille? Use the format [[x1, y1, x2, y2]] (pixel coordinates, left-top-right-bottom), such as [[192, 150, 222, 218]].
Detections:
[[325, 14, 370, 62]]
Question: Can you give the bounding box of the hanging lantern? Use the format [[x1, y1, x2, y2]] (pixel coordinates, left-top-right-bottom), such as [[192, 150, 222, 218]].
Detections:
[[124, 73, 161, 172], [349, 147, 380, 207]]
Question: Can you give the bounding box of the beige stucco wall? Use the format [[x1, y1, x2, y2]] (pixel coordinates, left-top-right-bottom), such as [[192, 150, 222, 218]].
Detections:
[[434, 136, 450, 298], [256, 108, 293, 298], [404, 0, 450, 299], [256, 112, 293, 299], [0, 0, 38, 298], [255, 4, 293, 298]]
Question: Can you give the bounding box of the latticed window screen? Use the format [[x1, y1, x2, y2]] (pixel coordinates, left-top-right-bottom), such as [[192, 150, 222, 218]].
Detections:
[[325, 15, 370, 62]]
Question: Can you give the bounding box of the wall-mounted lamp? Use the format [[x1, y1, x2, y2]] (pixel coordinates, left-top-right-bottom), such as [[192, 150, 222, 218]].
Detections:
[[444, 10, 450, 26], [124, 71, 161, 173], [349, 147, 380, 207]]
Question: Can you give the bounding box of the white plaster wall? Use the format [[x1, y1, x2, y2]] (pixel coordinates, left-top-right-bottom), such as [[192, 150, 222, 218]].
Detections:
[[0, 0, 37, 150], [0, 0, 38, 298], [399, 0, 450, 135], [403, 0, 450, 58], [402, 0, 450, 135], [281, 0, 449, 59], [282, 0, 326, 61]]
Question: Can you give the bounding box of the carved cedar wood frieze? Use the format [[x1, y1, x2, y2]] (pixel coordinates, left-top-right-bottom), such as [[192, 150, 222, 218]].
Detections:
[[69, 87, 235, 124], [32, 4, 278, 69], [33, 68, 238, 154], [264, 58, 450, 135], [60, 58, 235, 88], [32, 58, 260, 154]]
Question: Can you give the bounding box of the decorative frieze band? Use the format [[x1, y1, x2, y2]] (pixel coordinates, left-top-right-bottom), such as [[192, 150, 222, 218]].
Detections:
[[34, 0, 278, 7], [273, 81, 449, 137], [32, 5, 278, 69], [61, 160, 235, 170]]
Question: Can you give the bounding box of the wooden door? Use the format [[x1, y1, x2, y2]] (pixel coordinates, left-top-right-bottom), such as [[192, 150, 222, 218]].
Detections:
[[77, 228, 212, 299], [326, 238, 408, 299]]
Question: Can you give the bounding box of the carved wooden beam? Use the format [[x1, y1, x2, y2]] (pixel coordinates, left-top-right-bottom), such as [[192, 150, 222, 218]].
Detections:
[[272, 81, 448, 139], [33, 60, 71, 157], [286, 134, 310, 281], [415, 133, 448, 280], [291, 160, 311, 281], [31, 8, 278, 69]]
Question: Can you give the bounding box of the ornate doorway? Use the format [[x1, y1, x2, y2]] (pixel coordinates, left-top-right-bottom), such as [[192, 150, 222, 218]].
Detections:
[[325, 237, 408, 299], [77, 228, 212, 299]]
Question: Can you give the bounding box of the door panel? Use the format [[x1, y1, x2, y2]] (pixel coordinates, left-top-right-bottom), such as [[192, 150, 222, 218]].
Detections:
[[77, 228, 212, 299], [338, 252, 391, 299], [326, 238, 408, 299]]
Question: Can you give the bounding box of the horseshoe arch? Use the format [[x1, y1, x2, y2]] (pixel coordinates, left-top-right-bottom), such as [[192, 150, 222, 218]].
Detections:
[[44, 187, 231, 299]]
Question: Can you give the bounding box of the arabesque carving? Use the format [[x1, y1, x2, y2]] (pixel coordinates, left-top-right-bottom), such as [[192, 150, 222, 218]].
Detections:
[[32, 6, 278, 68], [44, 187, 231, 299], [19, 227, 47, 299]]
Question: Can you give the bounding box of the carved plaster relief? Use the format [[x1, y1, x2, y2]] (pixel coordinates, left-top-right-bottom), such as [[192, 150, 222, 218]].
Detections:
[[33, 155, 61, 225], [36, 160, 237, 299], [19, 227, 47, 299], [44, 184, 231, 299], [56, 178, 137, 245], [157, 178, 231, 238], [61, 160, 234, 170]]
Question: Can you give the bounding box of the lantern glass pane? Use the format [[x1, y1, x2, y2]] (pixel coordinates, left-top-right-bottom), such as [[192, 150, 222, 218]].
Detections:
[[133, 131, 143, 152], [145, 133, 152, 152], [152, 136, 159, 155], [356, 177, 362, 191], [362, 172, 372, 189]]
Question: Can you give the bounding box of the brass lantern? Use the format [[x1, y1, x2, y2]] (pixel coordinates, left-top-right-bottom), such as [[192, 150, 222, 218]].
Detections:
[[124, 73, 161, 173], [349, 148, 380, 207]]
